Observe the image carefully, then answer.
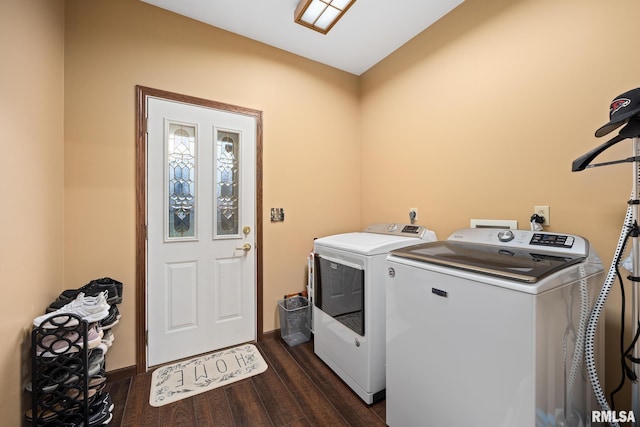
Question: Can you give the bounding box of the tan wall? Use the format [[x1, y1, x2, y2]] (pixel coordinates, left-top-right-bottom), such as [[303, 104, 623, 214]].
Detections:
[[0, 0, 65, 424], [361, 0, 640, 410], [63, 0, 361, 372], [5, 0, 637, 423]]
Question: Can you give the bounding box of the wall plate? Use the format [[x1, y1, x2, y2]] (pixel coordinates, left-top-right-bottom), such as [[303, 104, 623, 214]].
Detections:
[[470, 219, 518, 229]]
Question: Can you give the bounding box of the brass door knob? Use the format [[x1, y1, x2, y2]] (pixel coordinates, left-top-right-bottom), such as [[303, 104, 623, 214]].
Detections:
[[236, 243, 252, 252]]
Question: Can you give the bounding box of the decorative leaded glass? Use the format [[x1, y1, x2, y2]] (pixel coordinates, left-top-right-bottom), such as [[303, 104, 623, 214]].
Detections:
[[215, 130, 239, 237], [168, 124, 196, 239]]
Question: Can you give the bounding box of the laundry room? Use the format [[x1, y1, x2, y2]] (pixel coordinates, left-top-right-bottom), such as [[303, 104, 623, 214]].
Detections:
[[5, 0, 640, 425]]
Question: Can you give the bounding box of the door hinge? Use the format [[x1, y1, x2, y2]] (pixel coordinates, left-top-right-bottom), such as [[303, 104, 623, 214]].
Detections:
[[145, 330, 148, 345], [145, 224, 148, 240]]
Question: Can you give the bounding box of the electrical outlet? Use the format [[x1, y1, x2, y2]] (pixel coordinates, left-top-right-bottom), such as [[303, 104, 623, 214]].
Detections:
[[409, 208, 418, 222], [534, 205, 550, 226]]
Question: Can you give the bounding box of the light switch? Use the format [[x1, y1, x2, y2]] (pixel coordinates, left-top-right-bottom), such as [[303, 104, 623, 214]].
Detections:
[[270, 208, 285, 222]]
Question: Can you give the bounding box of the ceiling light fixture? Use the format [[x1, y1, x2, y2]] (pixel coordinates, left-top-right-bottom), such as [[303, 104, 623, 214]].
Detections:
[[294, 0, 356, 35]]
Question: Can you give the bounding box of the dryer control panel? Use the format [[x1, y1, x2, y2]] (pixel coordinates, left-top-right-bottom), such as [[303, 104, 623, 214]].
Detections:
[[364, 223, 433, 239]]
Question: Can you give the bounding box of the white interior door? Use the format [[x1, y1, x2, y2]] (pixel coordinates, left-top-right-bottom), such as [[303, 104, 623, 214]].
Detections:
[[146, 97, 256, 367]]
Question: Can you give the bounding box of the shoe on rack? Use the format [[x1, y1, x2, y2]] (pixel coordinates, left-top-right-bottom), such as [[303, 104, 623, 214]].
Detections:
[[65, 387, 97, 402], [36, 331, 82, 357], [25, 355, 82, 392], [88, 375, 107, 393], [100, 305, 120, 330], [91, 277, 123, 304], [45, 355, 98, 389], [24, 389, 91, 423], [95, 330, 115, 357], [47, 291, 111, 313], [25, 406, 59, 423], [87, 391, 114, 425], [87, 325, 104, 350], [102, 330, 114, 347], [34, 293, 110, 329], [56, 279, 120, 306], [88, 358, 103, 378], [36, 325, 103, 357], [88, 347, 105, 368], [59, 277, 123, 306], [96, 340, 109, 356]]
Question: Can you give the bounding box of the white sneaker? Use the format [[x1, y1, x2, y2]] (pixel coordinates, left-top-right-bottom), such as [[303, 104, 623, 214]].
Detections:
[[34, 293, 110, 328]]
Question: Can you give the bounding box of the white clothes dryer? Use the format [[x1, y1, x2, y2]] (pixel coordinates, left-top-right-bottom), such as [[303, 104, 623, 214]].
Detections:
[[385, 228, 605, 427], [312, 223, 437, 404]]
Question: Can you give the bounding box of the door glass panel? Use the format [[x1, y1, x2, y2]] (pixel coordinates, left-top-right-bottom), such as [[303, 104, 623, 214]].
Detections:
[[167, 122, 196, 240], [215, 129, 240, 238], [314, 256, 365, 336]]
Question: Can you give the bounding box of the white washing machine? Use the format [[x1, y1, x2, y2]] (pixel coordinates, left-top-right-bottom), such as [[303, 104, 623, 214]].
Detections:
[[313, 223, 437, 404], [385, 228, 605, 427]]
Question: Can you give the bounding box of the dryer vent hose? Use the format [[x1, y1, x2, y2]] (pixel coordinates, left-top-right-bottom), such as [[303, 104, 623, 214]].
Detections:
[[585, 191, 636, 427]]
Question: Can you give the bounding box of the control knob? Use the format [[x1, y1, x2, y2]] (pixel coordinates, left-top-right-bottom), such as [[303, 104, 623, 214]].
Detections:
[[497, 230, 515, 242]]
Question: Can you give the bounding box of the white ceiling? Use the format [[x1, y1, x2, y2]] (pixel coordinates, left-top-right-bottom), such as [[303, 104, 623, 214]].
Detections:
[[140, 0, 465, 76]]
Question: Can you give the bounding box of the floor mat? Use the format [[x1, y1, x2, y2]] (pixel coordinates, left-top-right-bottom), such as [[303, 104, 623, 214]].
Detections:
[[149, 343, 268, 407]]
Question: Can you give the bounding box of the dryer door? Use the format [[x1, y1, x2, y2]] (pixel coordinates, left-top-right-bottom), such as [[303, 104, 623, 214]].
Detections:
[[314, 255, 365, 336]]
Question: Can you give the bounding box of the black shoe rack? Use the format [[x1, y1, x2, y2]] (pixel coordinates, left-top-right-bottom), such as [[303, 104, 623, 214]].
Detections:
[[27, 278, 122, 425], [29, 314, 90, 426]]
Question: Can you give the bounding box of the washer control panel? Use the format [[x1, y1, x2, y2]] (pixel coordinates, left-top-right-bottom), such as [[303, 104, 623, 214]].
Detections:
[[530, 233, 575, 248], [447, 228, 588, 256]]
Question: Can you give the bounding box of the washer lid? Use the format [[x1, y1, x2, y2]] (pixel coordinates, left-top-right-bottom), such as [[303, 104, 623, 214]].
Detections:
[[389, 240, 586, 283], [314, 232, 429, 255]]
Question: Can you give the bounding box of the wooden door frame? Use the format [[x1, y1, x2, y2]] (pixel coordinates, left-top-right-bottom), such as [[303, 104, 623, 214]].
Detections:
[[135, 85, 263, 374]]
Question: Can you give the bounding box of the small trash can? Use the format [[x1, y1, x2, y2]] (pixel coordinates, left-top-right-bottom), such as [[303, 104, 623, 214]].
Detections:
[[278, 296, 311, 347]]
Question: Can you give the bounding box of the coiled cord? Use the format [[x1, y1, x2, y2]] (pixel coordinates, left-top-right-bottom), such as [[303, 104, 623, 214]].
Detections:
[[563, 264, 590, 426], [585, 198, 635, 427]]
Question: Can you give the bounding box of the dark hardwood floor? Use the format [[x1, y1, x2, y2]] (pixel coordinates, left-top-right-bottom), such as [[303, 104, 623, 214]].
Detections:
[[104, 338, 386, 426]]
